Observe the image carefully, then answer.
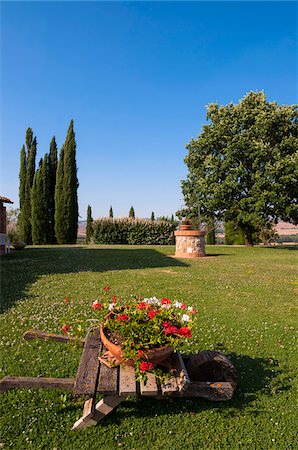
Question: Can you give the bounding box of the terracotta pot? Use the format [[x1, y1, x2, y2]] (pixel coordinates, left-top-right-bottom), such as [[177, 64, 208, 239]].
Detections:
[[100, 324, 173, 366], [180, 224, 191, 231]]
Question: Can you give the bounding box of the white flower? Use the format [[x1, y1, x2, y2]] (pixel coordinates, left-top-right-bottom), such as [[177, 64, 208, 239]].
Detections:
[[188, 306, 195, 312], [144, 297, 160, 305], [108, 303, 114, 311], [174, 301, 183, 308], [181, 314, 190, 322]]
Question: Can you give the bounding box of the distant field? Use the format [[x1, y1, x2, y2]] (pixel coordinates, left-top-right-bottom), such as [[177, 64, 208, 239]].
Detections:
[[0, 245, 297, 449]]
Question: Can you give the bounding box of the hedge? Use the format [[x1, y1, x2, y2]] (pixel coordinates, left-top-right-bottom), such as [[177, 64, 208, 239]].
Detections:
[[92, 218, 176, 245]]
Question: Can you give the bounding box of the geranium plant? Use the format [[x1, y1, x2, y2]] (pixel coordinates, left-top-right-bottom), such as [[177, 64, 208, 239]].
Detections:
[[61, 287, 198, 381]]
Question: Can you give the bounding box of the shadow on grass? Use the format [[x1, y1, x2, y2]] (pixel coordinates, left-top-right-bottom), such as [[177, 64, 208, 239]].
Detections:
[[0, 246, 188, 313]]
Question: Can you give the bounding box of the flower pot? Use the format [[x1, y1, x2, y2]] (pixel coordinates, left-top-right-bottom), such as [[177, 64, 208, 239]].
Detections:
[[100, 324, 173, 366], [180, 224, 191, 231]]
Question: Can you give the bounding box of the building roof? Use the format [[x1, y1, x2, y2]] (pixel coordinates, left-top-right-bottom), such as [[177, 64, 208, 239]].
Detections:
[[0, 196, 13, 204]]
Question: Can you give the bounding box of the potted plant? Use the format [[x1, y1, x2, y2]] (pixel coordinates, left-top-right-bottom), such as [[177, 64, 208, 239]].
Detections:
[[180, 218, 192, 231], [61, 287, 198, 381]]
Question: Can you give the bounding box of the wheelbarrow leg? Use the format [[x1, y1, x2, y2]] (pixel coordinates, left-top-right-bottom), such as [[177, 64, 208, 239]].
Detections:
[[72, 395, 127, 430]]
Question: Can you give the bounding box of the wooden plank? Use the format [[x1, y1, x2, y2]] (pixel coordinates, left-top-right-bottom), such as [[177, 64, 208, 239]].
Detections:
[[119, 365, 136, 395], [23, 330, 84, 345], [181, 381, 234, 401], [170, 352, 190, 391], [160, 374, 178, 396], [0, 376, 74, 393], [97, 364, 118, 394], [73, 328, 102, 396], [140, 373, 158, 396], [92, 395, 127, 422], [72, 398, 98, 430]]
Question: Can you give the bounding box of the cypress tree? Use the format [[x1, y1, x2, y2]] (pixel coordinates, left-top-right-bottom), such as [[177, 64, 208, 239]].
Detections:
[[129, 206, 135, 219], [55, 146, 65, 243], [55, 120, 79, 244], [19, 145, 26, 209], [48, 136, 58, 244], [86, 205, 93, 244], [109, 206, 113, 218], [21, 132, 37, 244], [31, 156, 50, 244], [151, 211, 155, 221]]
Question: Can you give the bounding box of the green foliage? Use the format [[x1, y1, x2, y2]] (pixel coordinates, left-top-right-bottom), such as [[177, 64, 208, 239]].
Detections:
[[182, 91, 298, 246], [151, 211, 155, 221], [206, 218, 216, 245], [19, 145, 26, 210], [109, 205, 114, 218], [54, 146, 65, 244], [224, 221, 245, 245], [31, 155, 51, 245], [55, 121, 79, 244], [86, 205, 93, 244], [20, 133, 37, 244], [92, 218, 176, 245], [48, 136, 58, 244], [129, 206, 135, 219]]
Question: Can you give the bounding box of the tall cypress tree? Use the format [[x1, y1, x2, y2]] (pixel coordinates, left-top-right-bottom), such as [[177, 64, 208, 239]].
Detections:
[[19, 145, 26, 209], [129, 206, 135, 219], [86, 205, 93, 244], [55, 120, 79, 244], [151, 211, 155, 221], [109, 206, 113, 218], [21, 131, 37, 244], [49, 136, 58, 244], [31, 157, 50, 245], [55, 146, 65, 243]]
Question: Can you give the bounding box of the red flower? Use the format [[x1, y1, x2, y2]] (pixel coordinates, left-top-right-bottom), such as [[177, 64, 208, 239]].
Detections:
[[137, 301, 147, 310], [137, 350, 145, 358], [112, 295, 117, 303], [116, 314, 129, 321], [140, 361, 154, 372], [92, 301, 102, 310], [162, 321, 170, 328], [65, 297, 69, 304], [164, 325, 179, 335], [62, 324, 71, 334], [103, 286, 110, 292], [178, 327, 192, 338], [161, 298, 171, 305], [181, 303, 187, 310], [148, 310, 160, 320]]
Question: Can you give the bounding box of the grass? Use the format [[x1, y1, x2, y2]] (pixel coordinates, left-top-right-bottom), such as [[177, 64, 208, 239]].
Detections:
[[0, 244, 297, 449]]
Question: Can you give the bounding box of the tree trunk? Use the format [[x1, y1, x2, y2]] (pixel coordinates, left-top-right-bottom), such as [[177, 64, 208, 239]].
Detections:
[[244, 227, 254, 246]]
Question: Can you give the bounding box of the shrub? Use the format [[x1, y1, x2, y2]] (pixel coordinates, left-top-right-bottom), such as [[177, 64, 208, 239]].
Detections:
[[92, 218, 176, 245]]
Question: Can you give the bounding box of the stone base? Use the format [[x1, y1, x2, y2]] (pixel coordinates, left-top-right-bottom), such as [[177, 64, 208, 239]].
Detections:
[[174, 230, 206, 258]]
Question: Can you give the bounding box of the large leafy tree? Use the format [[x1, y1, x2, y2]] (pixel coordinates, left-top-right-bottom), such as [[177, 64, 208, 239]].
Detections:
[[182, 91, 298, 245], [55, 121, 79, 244]]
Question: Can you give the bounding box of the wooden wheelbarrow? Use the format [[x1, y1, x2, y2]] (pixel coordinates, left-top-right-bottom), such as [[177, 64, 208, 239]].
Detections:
[[0, 328, 237, 430]]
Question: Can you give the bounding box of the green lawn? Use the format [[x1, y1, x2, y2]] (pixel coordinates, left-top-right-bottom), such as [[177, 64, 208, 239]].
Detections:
[[0, 244, 297, 449]]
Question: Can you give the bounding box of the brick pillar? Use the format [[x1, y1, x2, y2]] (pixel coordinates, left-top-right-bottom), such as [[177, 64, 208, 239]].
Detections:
[[174, 230, 206, 258]]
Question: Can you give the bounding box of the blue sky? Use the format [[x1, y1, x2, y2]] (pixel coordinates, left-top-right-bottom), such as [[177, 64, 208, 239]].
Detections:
[[1, 1, 297, 219]]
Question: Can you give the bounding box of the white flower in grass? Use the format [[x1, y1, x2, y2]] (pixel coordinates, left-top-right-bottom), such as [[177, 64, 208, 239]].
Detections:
[[144, 296, 160, 305], [174, 301, 183, 308], [181, 314, 190, 322], [108, 303, 114, 311]]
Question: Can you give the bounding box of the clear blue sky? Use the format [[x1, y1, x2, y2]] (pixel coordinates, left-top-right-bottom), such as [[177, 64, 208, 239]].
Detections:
[[1, 1, 297, 220]]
